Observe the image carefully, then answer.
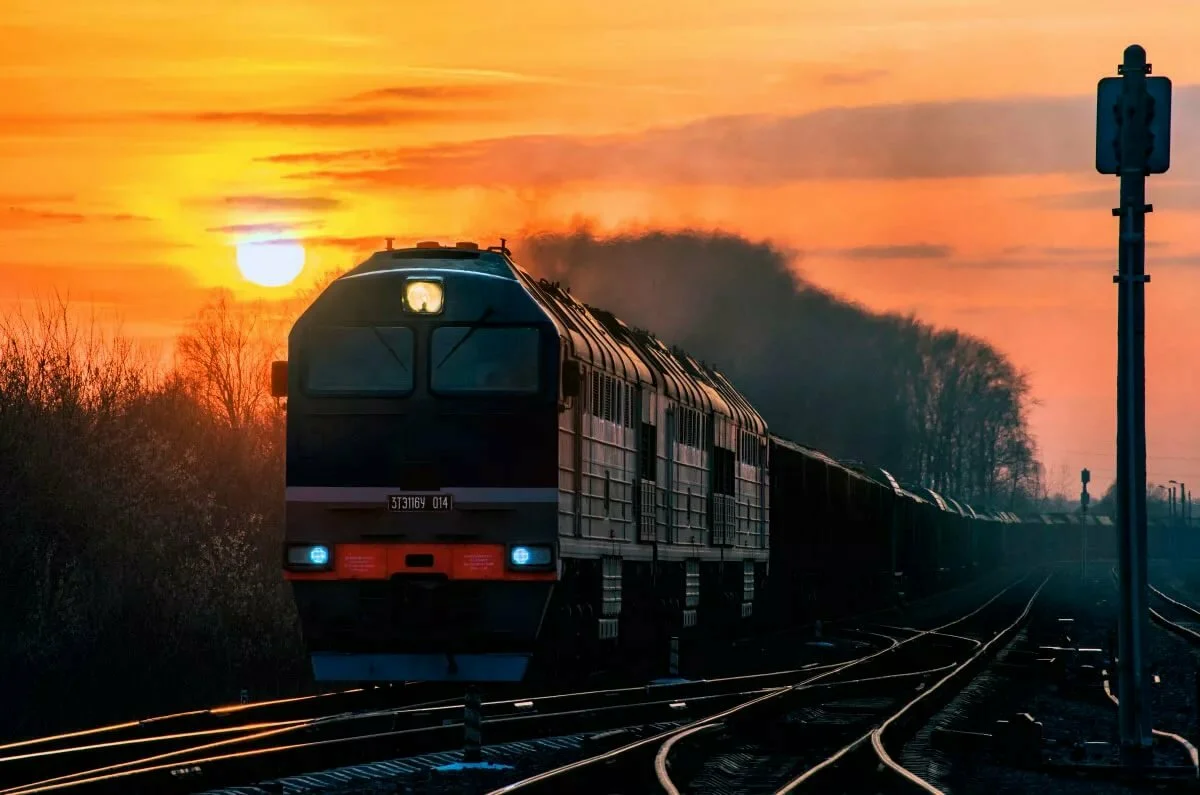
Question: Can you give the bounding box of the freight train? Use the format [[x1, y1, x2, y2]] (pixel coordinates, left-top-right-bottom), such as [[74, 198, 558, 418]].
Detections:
[[273, 240, 1065, 684]]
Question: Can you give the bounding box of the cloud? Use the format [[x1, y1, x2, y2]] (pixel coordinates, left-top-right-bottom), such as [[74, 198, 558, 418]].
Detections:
[[159, 107, 464, 128], [0, 194, 76, 204], [1027, 181, 1200, 211], [280, 86, 1200, 188], [257, 150, 384, 166], [818, 69, 890, 86], [345, 84, 515, 103], [819, 244, 953, 260], [1, 79, 518, 133], [1002, 242, 1166, 257], [206, 221, 324, 235], [1, 207, 153, 229], [254, 234, 385, 251], [211, 195, 342, 212], [1154, 253, 1200, 266]]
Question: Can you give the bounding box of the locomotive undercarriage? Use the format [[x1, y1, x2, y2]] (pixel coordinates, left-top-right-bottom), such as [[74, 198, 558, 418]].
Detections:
[[526, 556, 767, 684]]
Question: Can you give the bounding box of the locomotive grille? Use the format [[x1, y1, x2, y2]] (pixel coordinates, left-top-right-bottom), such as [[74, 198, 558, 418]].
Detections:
[[601, 555, 622, 617], [684, 559, 700, 609], [639, 479, 657, 542], [713, 494, 737, 546]]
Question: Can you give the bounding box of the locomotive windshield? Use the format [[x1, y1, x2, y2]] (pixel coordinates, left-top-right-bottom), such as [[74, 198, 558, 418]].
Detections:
[[431, 325, 540, 394], [303, 325, 414, 395]]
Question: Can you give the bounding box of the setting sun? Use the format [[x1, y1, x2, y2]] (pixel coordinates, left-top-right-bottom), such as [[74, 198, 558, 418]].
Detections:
[[235, 241, 306, 288]]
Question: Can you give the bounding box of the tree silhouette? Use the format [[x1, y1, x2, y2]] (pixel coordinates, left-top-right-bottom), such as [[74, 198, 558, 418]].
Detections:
[[175, 291, 281, 430]]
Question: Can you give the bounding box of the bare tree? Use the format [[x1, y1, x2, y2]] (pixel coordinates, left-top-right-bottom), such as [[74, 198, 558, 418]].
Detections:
[[175, 292, 281, 430]]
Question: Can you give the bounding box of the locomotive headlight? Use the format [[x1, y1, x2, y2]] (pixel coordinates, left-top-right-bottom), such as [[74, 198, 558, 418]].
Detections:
[[404, 279, 444, 314], [508, 544, 553, 569], [286, 544, 333, 570]]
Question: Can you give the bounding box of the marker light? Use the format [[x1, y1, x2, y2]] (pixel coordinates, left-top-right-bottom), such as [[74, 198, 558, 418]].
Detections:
[[404, 279, 444, 314], [509, 545, 552, 568], [286, 544, 333, 570]]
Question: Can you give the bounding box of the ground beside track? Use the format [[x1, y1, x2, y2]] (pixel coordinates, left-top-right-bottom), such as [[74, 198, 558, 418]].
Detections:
[[901, 563, 1198, 794]]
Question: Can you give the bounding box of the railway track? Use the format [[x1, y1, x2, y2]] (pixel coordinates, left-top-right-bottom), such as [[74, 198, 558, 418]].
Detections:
[[0, 638, 886, 795], [0, 683, 426, 765], [478, 571, 1046, 794], [0, 571, 1030, 795], [1149, 580, 1200, 643]]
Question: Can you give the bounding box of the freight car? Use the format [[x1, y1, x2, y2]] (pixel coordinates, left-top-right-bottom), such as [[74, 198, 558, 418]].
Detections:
[[273, 240, 1044, 684]]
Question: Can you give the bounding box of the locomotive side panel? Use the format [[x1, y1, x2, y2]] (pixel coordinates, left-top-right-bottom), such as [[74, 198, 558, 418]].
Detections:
[[670, 403, 710, 548], [580, 369, 637, 543]]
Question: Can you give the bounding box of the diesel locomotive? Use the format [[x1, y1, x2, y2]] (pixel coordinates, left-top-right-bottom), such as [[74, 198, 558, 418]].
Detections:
[[273, 240, 1061, 684]]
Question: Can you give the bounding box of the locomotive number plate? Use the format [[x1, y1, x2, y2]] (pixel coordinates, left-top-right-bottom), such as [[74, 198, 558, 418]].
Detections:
[[388, 494, 454, 512]]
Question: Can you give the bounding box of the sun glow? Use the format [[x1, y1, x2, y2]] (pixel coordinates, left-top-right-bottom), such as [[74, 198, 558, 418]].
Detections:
[[235, 241, 306, 287]]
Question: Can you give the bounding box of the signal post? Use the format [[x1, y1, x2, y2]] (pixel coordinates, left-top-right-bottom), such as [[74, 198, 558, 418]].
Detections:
[[1081, 468, 1090, 580], [1095, 44, 1172, 763]]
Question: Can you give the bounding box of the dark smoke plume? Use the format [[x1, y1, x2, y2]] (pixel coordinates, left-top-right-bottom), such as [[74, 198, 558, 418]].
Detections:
[[517, 227, 1037, 494]]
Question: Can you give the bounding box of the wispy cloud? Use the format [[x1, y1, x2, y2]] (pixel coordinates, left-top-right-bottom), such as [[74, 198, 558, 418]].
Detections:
[[206, 221, 324, 235], [1002, 242, 1166, 257], [252, 234, 385, 251], [158, 106, 466, 128], [1, 206, 152, 229], [211, 195, 342, 212], [1154, 253, 1200, 266], [1027, 181, 1200, 211], [344, 84, 516, 103], [0, 193, 76, 204], [256, 149, 387, 166], [818, 244, 953, 260], [818, 69, 890, 86], [3, 75, 541, 135], [277, 86, 1200, 188]]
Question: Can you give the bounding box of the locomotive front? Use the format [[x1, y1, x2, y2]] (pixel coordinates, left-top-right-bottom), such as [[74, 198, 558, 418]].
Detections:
[[275, 243, 561, 682]]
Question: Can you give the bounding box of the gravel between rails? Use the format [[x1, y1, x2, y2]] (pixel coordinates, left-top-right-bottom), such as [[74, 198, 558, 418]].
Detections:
[[902, 565, 1199, 795]]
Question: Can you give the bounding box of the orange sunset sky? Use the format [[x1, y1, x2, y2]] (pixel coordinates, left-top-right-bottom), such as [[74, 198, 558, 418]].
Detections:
[[4, 0, 1200, 496]]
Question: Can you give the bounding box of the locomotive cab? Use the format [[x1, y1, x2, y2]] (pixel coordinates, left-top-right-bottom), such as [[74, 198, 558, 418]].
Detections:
[[282, 243, 562, 682]]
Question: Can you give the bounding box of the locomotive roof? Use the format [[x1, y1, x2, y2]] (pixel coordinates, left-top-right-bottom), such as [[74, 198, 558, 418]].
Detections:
[[513, 264, 767, 435], [343, 247, 518, 281]]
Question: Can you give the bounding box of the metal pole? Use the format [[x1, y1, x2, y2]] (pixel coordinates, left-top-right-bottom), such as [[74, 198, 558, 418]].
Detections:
[[1081, 504, 1088, 580], [1081, 469, 1090, 580], [1113, 43, 1154, 760], [463, 686, 482, 763]]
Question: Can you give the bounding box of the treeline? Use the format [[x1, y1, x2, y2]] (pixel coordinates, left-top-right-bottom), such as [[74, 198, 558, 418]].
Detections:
[[1093, 481, 1194, 520], [0, 297, 305, 740], [519, 228, 1041, 508], [0, 228, 1044, 740]]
